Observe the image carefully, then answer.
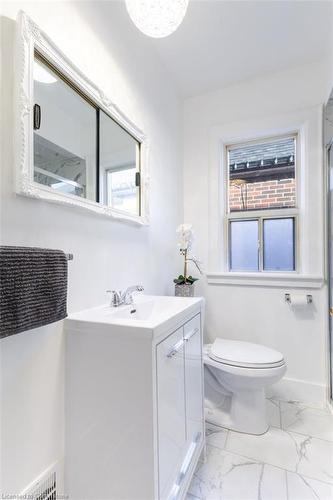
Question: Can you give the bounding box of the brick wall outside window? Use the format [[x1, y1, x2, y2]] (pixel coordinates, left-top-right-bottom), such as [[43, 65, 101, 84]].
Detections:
[[229, 178, 296, 211]]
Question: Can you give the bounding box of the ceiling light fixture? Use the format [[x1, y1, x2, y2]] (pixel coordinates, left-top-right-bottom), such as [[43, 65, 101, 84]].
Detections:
[[125, 0, 189, 38]]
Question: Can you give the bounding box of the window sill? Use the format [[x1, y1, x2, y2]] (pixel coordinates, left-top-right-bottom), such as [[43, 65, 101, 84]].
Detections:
[[206, 272, 324, 289]]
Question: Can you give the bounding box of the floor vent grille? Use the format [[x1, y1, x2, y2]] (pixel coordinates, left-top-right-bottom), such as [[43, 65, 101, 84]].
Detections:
[[28, 471, 56, 500]]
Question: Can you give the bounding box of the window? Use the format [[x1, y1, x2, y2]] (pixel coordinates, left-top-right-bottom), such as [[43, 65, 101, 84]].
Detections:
[[230, 219, 259, 271], [227, 135, 297, 272], [263, 218, 295, 271], [105, 168, 138, 214], [229, 217, 295, 272]]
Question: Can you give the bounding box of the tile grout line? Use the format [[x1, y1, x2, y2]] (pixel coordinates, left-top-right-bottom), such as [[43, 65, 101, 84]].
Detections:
[[268, 398, 333, 443], [270, 397, 332, 413], [279, 427, 333, 444], [192, 444, 333, 500], [285, 469, 290, 500], [207, 422, 333, 446], [224, 429, 230, 449], [210, 443, 333, 487]]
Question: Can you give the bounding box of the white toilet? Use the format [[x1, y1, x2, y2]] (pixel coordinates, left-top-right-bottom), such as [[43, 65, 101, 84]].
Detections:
[[204, 339, 286, 435]]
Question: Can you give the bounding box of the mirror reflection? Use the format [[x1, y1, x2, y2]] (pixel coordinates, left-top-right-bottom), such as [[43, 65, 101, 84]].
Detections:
[[33, 53, 141, 216], [33, 57, 97, 200], [100, 110, 140, 216]]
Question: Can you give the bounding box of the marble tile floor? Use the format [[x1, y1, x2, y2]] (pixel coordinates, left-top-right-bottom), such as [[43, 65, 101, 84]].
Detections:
[[187, 399, 333, 500]]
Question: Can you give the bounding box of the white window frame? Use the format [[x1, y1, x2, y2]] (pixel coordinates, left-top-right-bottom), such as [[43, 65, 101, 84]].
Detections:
[[225, 133, 299, 273], [206, 107, 325, 289]]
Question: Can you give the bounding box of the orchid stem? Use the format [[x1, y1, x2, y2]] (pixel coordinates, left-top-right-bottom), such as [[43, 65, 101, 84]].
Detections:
[[184, 249, 188, 282]]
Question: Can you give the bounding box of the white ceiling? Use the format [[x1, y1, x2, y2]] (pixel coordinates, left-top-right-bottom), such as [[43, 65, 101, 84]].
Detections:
[[148, 0, 332, 98]]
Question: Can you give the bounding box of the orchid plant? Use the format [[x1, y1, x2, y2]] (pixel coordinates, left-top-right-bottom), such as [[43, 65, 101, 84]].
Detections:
[[174, 224, 203, 286]]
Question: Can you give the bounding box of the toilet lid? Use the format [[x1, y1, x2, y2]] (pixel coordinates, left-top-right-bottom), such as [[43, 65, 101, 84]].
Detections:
[[209, 339, 285, 369]]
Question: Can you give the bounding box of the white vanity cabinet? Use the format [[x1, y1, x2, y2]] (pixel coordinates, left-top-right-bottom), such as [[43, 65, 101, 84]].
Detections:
[[65, 296, 204, 500], [157, 314, 203, 499]]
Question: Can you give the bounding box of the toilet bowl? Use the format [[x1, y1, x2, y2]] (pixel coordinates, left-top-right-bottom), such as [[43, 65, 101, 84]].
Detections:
[[204, 339, 286, 435]]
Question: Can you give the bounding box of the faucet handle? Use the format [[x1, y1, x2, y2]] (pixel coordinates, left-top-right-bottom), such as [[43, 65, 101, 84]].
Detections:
[[106, 290, 121, 307]]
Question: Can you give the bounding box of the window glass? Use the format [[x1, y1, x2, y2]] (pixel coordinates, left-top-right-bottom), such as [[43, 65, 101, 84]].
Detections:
[[228, 136, 296, 212], [106, 168, 137, 214], [33, 57, 97, 200], [263, 218, 295, 271], [99, 110, 140, 216], [230, 220, 259, 271]]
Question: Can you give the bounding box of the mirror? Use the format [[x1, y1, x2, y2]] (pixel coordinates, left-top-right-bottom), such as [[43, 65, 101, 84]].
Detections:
[[33, 56, 97, 201], [33, 54, 141, 217], [15, 12, 148, 226]]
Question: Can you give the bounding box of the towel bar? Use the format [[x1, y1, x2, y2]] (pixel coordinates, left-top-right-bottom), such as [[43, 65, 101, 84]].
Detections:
[[66, 253, 73, 261]]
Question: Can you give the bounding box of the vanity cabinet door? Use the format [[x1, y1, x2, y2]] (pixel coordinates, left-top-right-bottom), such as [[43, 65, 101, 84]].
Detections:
[[184, 314, 204, 448], [156, 327, 186, 500]]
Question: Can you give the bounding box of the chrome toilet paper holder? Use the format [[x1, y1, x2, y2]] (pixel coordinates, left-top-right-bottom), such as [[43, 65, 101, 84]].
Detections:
[[285, 293, 313, 304]]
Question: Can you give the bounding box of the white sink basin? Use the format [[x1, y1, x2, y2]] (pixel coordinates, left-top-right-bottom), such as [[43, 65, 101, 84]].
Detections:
[[110, 300, 155, 321], [66, 294, 203, 336]]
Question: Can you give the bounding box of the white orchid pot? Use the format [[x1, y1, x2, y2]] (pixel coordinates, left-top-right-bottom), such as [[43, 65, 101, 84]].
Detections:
[[175, 283, 195, 297]]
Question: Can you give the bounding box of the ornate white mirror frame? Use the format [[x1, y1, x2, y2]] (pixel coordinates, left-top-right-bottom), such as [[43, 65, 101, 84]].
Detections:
[[14, 11, 150, 225]]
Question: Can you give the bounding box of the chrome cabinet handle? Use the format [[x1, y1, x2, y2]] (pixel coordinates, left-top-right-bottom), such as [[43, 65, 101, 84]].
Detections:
[[169, 432, 202, 499], [179, 432, 202, 482], [184, 327, 199, 342], [166, 339, 184, 358]]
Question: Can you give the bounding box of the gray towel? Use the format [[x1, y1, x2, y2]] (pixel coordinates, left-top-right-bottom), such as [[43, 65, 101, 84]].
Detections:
[[0, 246, 68, 339]]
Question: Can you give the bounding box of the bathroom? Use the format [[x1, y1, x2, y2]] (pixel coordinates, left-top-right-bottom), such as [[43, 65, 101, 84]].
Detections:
[[0, 0, 332, 499]]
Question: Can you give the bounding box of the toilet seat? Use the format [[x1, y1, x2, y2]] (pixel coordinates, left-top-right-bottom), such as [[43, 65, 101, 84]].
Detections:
[[208, 339, 285, 369]]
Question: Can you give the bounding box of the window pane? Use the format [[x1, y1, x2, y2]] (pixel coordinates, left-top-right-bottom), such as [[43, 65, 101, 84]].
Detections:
[[228, 136, 296, 212], [33, 56, 97, 201], [99, 110, 140, 216], [106, 168, 137, 214], [263, 218, 295, 271], [230, 220, 259, 271]]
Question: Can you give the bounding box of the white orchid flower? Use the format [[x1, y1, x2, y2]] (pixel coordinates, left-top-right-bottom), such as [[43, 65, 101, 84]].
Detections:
[[175, 223, 203, 290], [176, 223, 194, 251]]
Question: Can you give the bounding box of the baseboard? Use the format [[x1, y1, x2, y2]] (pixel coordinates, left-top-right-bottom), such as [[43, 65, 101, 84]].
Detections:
[[266, 376, 328, 409], [19, 458, 65, 498]]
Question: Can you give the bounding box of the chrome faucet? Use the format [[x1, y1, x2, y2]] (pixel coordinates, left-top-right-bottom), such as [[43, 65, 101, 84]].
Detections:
[[107, 285, 144, 307]]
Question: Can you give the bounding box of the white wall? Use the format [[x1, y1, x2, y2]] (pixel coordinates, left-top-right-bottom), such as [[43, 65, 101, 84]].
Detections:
[[325, 2, 333, 103], [183, 61, 331, 407], [0, 1, 182, 495]]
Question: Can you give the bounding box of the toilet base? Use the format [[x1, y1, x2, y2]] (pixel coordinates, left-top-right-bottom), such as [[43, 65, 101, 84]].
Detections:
[[205, 388, 269, 435]]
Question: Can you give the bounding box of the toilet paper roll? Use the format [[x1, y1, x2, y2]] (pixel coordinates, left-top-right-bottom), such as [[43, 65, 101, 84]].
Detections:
[[289, 294, 308, 308]]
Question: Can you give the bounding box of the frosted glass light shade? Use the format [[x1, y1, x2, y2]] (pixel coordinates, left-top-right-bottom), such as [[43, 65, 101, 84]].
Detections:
[[125, 0, 189, 38]]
